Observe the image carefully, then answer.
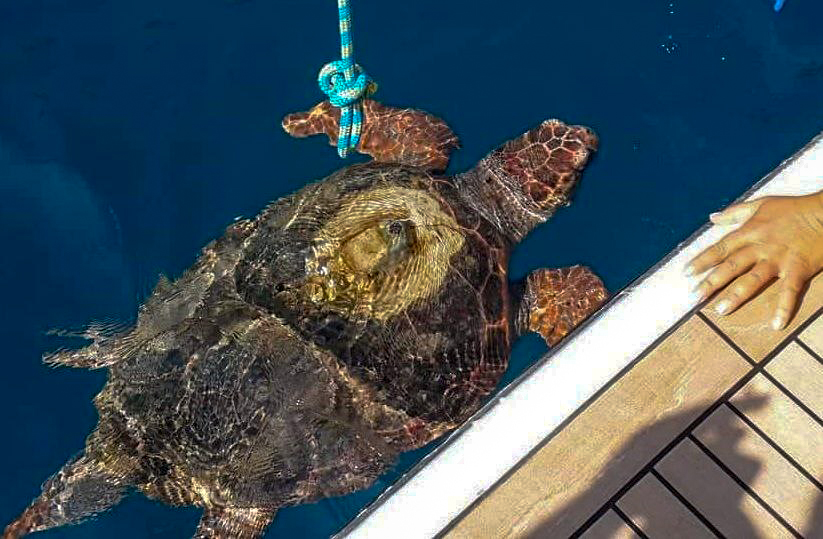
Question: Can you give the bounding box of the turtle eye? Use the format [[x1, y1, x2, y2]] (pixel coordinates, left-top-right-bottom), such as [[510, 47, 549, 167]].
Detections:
[[387, 220, 405, 236]]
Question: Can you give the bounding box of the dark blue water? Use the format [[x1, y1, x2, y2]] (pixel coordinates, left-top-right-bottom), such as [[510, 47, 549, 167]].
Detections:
[[1, 0, 821, 537]]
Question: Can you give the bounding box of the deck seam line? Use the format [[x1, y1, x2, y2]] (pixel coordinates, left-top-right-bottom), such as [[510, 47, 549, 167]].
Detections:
[[751, 306, 823, 366], [724, 402, 823, 493], [794, 337, 823, 367], [648, 468, 726, 538], [694, 311, 758, 367], [758, 369, 823, 430], [687, 434, 803, 538], [610, 504, 650, 539], [571, 305, 823, 538]]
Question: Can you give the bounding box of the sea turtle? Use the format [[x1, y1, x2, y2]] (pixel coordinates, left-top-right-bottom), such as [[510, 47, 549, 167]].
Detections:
[[4, 100, 607, 539]]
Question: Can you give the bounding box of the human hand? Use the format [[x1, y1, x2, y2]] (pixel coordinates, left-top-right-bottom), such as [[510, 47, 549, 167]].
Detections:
[[685, 190, 823, 330]]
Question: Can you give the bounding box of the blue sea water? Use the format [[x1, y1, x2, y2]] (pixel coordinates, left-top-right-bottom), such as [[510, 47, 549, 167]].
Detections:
[[1, 0, 822, 537]]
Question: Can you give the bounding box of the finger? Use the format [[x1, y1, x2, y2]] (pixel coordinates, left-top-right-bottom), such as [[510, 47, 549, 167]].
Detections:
[[686, 229, 750, 276], [772, 264, 810, 330], [708, 199, 765, 226], [693, 247, 759, 301], [712, 261, 776, 315]]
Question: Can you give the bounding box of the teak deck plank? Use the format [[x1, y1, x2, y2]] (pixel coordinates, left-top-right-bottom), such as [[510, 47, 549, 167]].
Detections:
[[765, 342, 823, 419], [578, 510, 640, 539], [801, 312, 823, 359], [616, 473, 715, 539]]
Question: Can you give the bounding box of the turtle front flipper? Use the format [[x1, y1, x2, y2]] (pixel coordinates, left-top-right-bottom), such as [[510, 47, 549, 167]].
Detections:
[[456, 119, 598, 242], [3, 454, 130, 539], [193, 506, 276, 539], [513, 266, 607, 347], [282, 100, 459, 172]]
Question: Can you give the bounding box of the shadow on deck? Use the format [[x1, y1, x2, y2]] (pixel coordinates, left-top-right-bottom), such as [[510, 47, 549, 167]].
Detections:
[[446, 276, 823, 538]]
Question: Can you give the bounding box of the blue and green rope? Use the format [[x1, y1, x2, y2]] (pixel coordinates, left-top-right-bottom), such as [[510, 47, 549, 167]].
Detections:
[[318, 0, 377, 158]]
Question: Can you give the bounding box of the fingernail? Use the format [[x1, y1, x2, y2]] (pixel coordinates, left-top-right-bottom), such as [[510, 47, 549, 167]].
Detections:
[[684, 265, 694, 276], [715, 300, 730, 315], [709, 212, 721, 221], [772, 309, 788, 331]]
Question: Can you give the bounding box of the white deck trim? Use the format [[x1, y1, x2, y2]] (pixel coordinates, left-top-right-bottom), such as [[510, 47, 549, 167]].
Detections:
[[340, 133, 823, 539]]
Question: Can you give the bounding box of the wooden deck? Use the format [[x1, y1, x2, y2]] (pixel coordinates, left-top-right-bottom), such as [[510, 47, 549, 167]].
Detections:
[[444, 275, 823, 538]]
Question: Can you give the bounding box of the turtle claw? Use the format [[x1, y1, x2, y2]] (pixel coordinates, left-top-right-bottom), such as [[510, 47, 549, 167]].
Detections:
[[283, 100, 459, 172], [282, 101, 339, 140]]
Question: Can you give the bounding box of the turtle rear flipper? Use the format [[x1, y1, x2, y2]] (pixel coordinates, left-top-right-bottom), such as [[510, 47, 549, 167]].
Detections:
[[3, 455, 129, 539], [457, 120, 598, 242], [282, 100, 459, 172], [193, 506, 276, 539], [514, 266, 607, 347], [43, 340, 128, 369]]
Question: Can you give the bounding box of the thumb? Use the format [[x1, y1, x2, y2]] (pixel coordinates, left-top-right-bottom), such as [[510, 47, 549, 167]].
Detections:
[[709, 199, 764, 226]]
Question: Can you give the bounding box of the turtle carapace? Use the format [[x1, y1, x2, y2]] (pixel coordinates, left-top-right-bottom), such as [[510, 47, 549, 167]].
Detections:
[[4, 99, 607, 539]]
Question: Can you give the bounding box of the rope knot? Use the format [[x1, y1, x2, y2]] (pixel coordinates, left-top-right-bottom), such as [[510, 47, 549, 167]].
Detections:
[[318, 60, 376, 107]]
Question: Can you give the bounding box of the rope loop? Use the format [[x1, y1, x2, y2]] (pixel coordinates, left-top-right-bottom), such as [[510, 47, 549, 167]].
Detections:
[[318, 60, 376, 108], [315, 0, 376, 158]]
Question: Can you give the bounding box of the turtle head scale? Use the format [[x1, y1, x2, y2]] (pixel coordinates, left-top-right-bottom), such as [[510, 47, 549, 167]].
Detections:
[[455, 119, 599, 243], [282, 99, 460, 173]]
